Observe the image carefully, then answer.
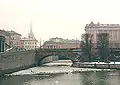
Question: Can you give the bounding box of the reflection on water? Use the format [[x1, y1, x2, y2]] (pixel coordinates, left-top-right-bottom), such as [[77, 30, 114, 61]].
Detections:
[[1, 71, 120, 85]]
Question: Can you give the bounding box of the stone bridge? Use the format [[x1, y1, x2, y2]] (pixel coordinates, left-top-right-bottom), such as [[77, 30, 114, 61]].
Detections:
[[0, 48, 81, 76], [35, 48, 80, 65]]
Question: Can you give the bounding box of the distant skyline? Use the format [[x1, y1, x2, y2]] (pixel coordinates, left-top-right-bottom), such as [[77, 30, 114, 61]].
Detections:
[[0, 0, 120, 42]]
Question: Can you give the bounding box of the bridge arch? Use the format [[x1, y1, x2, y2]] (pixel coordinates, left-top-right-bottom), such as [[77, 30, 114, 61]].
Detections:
[[35, 49, 78, 66], [40, 55, 74, 64]]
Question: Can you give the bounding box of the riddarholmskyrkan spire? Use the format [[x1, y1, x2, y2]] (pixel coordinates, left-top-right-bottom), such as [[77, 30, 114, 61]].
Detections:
[[28, 21, 35, 39]]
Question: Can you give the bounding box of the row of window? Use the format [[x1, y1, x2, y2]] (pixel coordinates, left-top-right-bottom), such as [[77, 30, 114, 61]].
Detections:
[[47, 45, 61, 48], [24, 42, 36, 44], [23, 45, 36, 48]]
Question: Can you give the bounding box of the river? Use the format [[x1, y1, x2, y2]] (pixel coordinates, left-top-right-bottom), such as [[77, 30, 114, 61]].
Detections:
[[0, 60, 120, 85]]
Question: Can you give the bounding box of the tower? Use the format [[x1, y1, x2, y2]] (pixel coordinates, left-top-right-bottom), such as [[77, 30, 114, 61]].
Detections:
[[28, 22, 35, 39]]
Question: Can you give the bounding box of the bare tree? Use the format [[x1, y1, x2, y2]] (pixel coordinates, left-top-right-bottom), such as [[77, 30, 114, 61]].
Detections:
[[81, 33, 93, 62], [97, 33, 110, 62]]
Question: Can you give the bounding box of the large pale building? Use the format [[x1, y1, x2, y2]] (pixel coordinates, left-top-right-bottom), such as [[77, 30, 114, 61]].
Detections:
[[85, 22, 120, 48], [20, 25, 38, 50], [43, 37, 80, 49]]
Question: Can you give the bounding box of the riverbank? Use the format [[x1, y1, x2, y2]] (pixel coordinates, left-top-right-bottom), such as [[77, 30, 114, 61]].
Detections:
[[6, 65, 114, 76], [72, 62, 120, 69], [5, 60, 118, 76]]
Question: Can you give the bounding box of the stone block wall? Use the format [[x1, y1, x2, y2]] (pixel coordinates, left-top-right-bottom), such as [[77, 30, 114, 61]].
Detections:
[[0, 50, 35, 75]]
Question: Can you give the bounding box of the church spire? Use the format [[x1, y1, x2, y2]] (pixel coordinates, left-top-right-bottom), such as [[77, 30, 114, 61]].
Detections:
[[28, 21, 35, 39], [30, 21, 32, 34]]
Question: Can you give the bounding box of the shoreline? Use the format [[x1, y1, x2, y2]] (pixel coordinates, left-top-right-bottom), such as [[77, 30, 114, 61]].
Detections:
[[6, 65, 116, 76], [72, 62, 120, 69]]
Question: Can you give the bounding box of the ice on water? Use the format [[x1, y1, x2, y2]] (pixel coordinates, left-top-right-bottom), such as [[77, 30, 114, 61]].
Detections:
[[8, 60, 113, 76]]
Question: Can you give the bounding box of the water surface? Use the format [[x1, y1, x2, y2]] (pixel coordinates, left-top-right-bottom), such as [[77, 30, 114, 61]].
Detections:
[[0, 71, 120, 85]]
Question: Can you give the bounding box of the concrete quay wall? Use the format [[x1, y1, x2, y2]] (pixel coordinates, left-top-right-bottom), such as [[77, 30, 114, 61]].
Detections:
[[0, 50, 36, 76], [72, 62, 120, 69]]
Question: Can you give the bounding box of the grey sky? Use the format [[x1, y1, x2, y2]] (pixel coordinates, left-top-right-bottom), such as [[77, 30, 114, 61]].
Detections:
[[0, 0, 120, 42]]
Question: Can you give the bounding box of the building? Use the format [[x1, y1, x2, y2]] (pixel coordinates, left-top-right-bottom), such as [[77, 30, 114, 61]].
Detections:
[[0, 35, 6, 52], [42, 37, 80, 49], [0, 30, 11, 52], [0, 29, 22, 52], [85, 22, 120, 48], [20, 38, 37, 50], [0, 30, 11, 45], [7, 30, 21, 48], [20, 24, 38, 50]]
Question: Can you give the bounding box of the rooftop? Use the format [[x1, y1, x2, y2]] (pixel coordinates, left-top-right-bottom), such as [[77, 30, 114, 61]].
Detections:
[[0, 29, 10, 36], [7, 30, 21, 36], [20, 37, 37, 41], [44, 37, 80, 44], [85, 22, 120, 28]]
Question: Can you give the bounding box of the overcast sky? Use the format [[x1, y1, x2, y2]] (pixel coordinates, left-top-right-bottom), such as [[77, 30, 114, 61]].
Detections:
[[0, 0, 120, 42]]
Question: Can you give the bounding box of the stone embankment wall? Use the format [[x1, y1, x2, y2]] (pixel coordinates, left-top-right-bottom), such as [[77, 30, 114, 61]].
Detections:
[[72, 62, 120, 69], [0, 50, 36, 76]]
